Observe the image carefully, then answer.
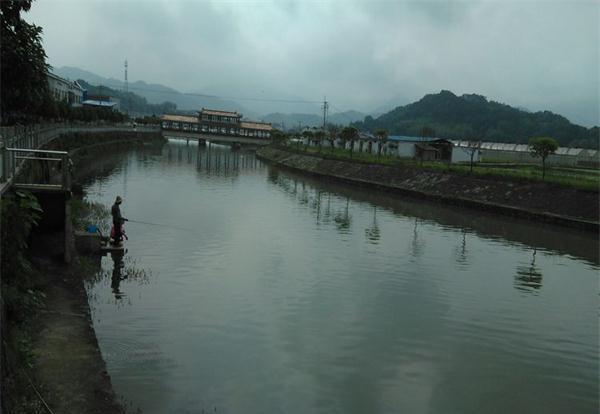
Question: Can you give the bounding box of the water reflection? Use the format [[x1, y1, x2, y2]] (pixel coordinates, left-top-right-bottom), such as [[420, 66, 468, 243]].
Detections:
[[267, 166, 599, 266], [110, 251, 127, 300], [197, 142, 263, 175], [453, 228, 469, 267], [364, 207, 380, 244], [334, 197, 352, 233], [83, 144, 599, 414], [410, 217, 425, 258], [515, 248, 543, 292]]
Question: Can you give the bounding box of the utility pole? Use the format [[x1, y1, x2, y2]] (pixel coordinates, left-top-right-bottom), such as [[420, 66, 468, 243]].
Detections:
[[322, 96, 328, 130]]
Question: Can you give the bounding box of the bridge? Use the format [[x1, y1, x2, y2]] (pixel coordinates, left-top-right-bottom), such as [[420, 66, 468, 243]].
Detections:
[[160, 109, 273, 146]]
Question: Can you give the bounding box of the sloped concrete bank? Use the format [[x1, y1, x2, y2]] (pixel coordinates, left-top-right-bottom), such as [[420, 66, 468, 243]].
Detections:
[[45, 129, 164, 161], [256, 147, 599, 232]]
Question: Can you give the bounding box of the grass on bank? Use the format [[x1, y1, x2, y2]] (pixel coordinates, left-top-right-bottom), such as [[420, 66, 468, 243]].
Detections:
[[277, 144, 600, 191]]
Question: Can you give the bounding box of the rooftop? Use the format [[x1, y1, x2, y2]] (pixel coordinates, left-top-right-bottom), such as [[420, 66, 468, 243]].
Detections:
[[199, 108, 241, 117], [161, 114, 199, 123], [47, 72, 85, 91], [451, 140, 598, 157], [82, 100, 117, 108], [388, 135, 440, 142], [240, 121, 273, 131]]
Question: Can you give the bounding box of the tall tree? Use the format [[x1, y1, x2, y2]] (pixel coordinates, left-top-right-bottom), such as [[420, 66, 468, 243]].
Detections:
[[314, 130, 325, 153], [1, 0, 51, 123], [341, 126, 359, 159], [271, 129, 287, 146], [462, 140, 481, 172], [328, 125, 338, 153], [374, 128, 388, 160], [302, 130, 313, 152], [529, 137, 558, 180]]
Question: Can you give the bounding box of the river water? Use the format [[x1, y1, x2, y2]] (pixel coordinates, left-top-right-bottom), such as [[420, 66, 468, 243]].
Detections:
[[82, 140, 599, 414]]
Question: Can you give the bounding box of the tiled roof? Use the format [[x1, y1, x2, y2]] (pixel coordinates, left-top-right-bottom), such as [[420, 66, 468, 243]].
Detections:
[[388, 135, 439, 142], [161, 114, 198, 123], [240, 121, 273, 131], [200, 108, 241, 117], [82, 100, 117, 107]]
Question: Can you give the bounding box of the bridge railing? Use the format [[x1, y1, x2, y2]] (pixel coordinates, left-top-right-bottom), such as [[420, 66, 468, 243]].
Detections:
[[2, 147, 70, 191], [0, 122, 160, 191]]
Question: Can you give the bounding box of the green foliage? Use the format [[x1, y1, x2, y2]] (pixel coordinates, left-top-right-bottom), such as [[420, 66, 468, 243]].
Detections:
[[340, 126, 359, 157], [529, 136, 559, 179], [374, 128, 388, 158], [1, 191, 42, 282], [0, 190, 46, 329], [353, 90, 599, 149], [65, 105, 126, 123], [1, 0, 52, 123], [314, 130, 326, 151], [77, 80, 177, 116], [271, 129, 288, 145], [529, 137, 559, 159], [302, 130, 314, 139], [288, 145, 598, 191], [134, 115, 161, 125], [71, 198, 110, 235]]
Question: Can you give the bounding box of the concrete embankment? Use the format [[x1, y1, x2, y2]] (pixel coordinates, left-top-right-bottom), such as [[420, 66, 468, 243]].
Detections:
[[256, 146, 599, 232], [47, 129, 166, 182]]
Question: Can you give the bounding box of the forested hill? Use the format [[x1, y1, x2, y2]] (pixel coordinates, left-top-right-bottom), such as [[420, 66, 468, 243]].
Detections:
[[78, 80, 178, 116], [353, 90, 599, 149]]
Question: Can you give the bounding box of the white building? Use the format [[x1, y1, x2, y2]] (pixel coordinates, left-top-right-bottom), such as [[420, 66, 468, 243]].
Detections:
[[47, 72, 84, 106], [452, 140, 599, 168]]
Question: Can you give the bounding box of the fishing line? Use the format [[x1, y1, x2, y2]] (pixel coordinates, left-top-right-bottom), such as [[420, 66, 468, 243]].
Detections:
[[126, 219, 192, 232]]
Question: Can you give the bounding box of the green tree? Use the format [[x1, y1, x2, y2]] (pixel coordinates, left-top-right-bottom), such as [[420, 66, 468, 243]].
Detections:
[[271, 129, 287, 146], [462, 140, 481, 172], [341, 126, 359, 158], [1, 0, 51, 123], [374, 128, 388, 160], [302, 130, 313, 152], [328, 125, 338, 153], [529, 137, 558, 180], [314, 130, 326, 152]]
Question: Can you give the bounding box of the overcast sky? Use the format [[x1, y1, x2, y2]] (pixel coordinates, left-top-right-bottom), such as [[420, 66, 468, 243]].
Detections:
[[26, 0, 599, 126]]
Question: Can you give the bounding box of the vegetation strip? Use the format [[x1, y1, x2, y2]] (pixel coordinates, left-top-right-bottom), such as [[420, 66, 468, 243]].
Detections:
[[256, 146, 598, 232]]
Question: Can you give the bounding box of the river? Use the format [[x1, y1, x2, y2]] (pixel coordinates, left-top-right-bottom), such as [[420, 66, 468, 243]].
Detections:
[[82, 140, 599, 414]]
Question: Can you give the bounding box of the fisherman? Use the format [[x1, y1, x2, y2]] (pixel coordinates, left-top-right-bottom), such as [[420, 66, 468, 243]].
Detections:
[[111, 195, 128, 245]]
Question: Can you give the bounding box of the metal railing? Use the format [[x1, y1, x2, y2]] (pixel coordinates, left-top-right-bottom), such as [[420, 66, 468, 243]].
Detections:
[[3, 147, 70, 191], [0, 122, 160, 192]]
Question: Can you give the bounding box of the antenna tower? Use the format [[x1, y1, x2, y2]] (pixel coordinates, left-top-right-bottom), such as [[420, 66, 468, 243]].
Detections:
[[322, 96, 328, 129], [124, 58, 129, 114]]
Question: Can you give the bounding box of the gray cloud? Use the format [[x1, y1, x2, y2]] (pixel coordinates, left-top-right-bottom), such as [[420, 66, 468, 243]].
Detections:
[[26, 0, 598, 125]]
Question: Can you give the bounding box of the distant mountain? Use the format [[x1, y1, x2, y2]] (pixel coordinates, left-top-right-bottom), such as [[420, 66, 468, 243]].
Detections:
[[53, 66, 249, 115], [262, 110, 367, 129], [353, 90, 599, 149], [370, 93, 411, 117], [329, 111, 368, 125], [77, 79, 177, 116]]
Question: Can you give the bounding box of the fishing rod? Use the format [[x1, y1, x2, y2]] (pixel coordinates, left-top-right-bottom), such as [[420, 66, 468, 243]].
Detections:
[[126, 219, 191, 232]]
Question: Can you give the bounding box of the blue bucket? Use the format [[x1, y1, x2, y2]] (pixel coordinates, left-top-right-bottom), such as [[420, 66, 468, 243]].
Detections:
[[86, 224, 98, 233]]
